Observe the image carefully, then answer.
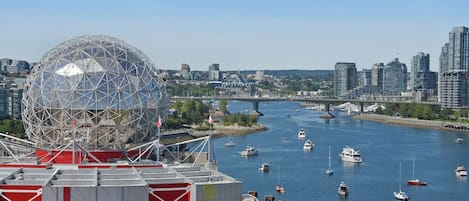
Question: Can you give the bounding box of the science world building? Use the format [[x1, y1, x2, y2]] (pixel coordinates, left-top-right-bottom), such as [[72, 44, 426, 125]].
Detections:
[[22, 35, 167, 150], [0, 36, 244, 201]]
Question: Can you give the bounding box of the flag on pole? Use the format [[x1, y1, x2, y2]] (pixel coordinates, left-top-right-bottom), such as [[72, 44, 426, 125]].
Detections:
[[155, 115, 162, 128], [208, 115, 214, 124]]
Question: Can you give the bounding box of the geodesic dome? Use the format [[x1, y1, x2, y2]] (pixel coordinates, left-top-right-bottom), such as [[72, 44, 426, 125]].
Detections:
[[22, 35, 167, 150]]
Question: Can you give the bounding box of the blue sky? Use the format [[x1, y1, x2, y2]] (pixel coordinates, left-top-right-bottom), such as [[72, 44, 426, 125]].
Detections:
[[2, 0, 468, 71]]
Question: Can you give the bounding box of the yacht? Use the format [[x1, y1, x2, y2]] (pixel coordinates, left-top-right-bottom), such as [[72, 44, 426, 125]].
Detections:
[[303, 139, 314, 151], [455, 166, 468, 177], [259, 162, 269, 172], [339, 146, 363, 163], [337, 181, 348, 197], [297, 128, 306, 139], [239, 146, 258, 156]]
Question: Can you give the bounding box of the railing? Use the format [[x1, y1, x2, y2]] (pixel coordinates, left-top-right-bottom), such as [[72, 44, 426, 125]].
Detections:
[[171, 96, 440, 105]]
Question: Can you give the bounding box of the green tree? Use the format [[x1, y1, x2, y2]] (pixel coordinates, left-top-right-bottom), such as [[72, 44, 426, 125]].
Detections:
[[219, 99, 228, 114], [399, 104, 411, 118], [171, 99, 210, 126], [0, 120, 26, 139], [438, 108, 452, 121], [375, 106, 384, 114]]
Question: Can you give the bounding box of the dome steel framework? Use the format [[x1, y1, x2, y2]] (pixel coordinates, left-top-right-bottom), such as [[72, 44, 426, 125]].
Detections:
[[22, 35, 167, 150]]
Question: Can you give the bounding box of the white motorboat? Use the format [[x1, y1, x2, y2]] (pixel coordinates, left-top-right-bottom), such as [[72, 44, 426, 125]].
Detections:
[[455, 166, 468, 177], [394, 163, 410, 201], [326, 146, 334, 176], [337, 181, 348, 197], [455, 138, 464, 144], [259, 162, 269, 172], [297, 128, 306, 139], [239, 146, 258, 156], [224, 140, 235, 147], [242, 194, 259, 201], [303, 139, 314, 151], [339, 146, 362, 163]]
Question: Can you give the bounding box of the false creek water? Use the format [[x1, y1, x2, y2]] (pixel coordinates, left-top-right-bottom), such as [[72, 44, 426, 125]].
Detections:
[[211, 101, 469, 201]]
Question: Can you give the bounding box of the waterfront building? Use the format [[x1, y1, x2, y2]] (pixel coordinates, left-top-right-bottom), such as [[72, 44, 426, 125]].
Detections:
[[254, 70, 265, 81], [180, 63, 191, 79], [0, 81, 24, 120], [22, 35, 168, 149], [371, 63, 384, 91], [0, 59, 30, 74], [208, 63, 222, 81], [439, 43, 449, 103], [439, 26, 469, 108], [15, 60, 30, 73], [0, 35, 243, 201], [8, 87, 22, 120], [334, 62, 357, 98], [409, 52, 437, 92], [383, 58, 407, 95], [0, 88, 8, 119], [0, 35, 242, 201], [410, 52, 430, 90], [360, 69, 372, 87], [0, 58, 12, 71]]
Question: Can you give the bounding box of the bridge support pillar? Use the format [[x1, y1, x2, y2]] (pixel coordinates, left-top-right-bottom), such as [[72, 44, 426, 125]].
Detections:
[[252, 101, 263, 116], [320, 103, 335, 119]]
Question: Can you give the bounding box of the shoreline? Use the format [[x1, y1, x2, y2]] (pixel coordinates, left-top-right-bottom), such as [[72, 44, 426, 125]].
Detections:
[[191, 123, 268, 137], [352, 113, 469, 133]]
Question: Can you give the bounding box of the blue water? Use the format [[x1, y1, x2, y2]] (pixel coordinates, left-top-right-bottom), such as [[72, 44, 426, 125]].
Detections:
[[212, 101, 469, 201]]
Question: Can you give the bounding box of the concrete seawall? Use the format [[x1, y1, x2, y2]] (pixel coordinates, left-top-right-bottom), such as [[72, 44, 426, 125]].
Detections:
[[191, 123, 268, 137], [352, 114, 469, 132]]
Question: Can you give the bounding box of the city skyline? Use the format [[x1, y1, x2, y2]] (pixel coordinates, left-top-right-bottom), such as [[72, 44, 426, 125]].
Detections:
[[1, 0, 469, 71]]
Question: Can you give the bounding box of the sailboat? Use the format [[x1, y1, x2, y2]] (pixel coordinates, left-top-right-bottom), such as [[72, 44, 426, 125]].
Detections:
[[326, 146, 334, 175], [275, 166, 285, 193], [394, 163, 410, 201], [407, 157, 427, 186]]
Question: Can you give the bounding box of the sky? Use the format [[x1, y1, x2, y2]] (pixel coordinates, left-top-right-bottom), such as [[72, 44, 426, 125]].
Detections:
[[1, 0, 469, 71]]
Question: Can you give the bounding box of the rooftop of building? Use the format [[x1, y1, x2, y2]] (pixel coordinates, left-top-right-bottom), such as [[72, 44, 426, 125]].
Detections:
[[0, 161, 239, 187]]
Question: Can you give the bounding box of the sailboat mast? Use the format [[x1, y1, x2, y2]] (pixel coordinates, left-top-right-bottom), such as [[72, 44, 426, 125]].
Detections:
[[328, 146, 331, 168], [412, 157, 415, 179], [399, 162, 402, 191], [277, 166, 280, 185]]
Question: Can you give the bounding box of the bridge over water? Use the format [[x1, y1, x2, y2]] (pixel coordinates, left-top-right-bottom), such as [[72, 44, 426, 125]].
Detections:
[[171, 96, 440, 116]]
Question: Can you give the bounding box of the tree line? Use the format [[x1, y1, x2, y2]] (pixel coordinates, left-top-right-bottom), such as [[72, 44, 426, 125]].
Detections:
[[0, 119, 25, 138], [374, 103, 463, 122], [166, 99, 258, 129]]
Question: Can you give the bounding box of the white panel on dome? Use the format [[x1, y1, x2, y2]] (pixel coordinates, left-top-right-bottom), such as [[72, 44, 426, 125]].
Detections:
[[78, 58, 105, 73], [56, 63, 84, 76]]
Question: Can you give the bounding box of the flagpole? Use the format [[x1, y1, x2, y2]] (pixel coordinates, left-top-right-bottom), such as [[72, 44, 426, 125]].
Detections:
[[208, 115, 212, 167], [208, 116, 211, 166], [157, 125, 160, 162], [156, 115, 161, 162]]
